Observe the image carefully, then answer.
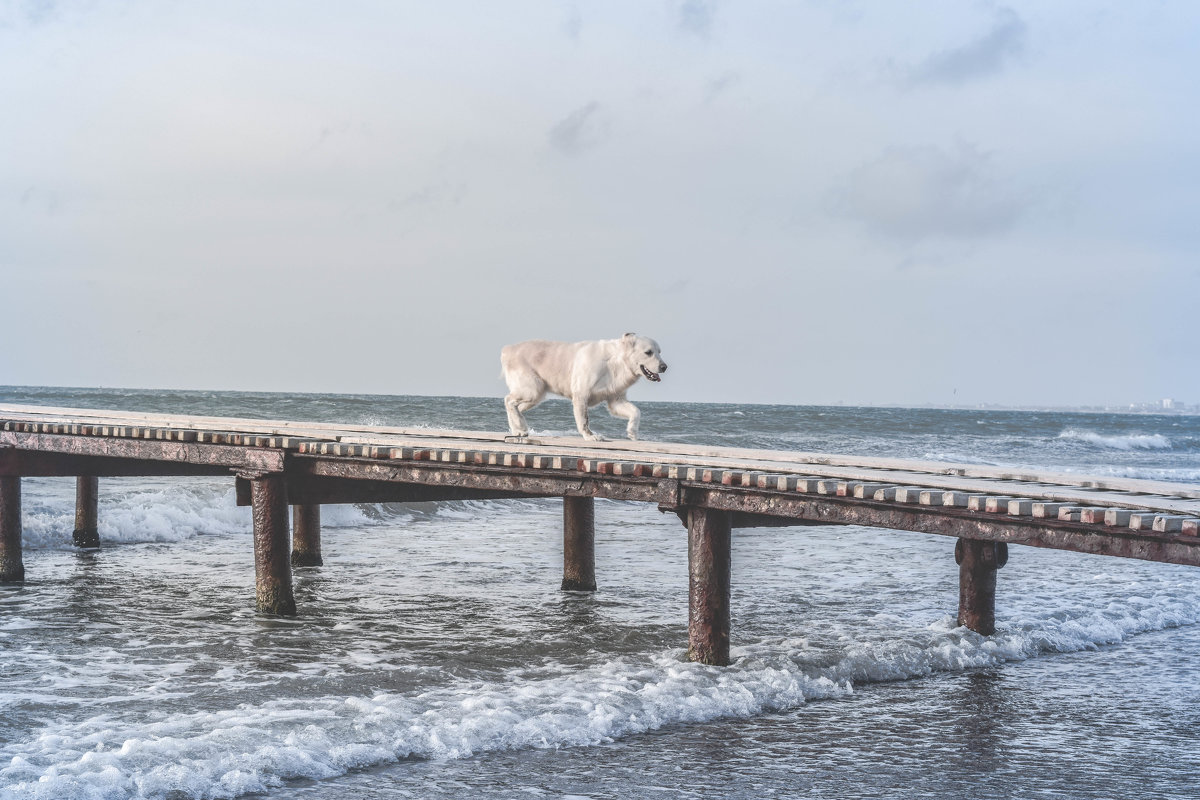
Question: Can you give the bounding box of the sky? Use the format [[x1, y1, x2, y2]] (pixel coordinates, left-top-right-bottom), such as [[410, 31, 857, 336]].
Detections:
[[2, 1, 1197, 408]]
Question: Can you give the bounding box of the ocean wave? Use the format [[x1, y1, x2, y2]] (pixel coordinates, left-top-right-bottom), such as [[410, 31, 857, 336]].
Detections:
[[16, 484, 382, 550], [3, 592, 1197, 800], [1057, 429, 1172, 450], [1051, 465, 1200, 483]]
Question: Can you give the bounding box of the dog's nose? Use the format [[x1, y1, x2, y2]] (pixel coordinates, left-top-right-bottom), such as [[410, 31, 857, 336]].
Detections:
[[659, 363, 667, 372]]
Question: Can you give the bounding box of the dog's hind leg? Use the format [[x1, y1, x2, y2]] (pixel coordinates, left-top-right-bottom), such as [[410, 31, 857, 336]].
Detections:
[[606, 397, 641, 440], [504, 379, 545, 437]]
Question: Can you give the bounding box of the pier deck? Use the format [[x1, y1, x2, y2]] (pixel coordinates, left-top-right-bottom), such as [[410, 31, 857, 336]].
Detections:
[[3, 403, 1199, 665]]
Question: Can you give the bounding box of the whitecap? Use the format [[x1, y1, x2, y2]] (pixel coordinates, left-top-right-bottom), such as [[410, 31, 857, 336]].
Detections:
[[4, 591, 1199, 800], [1057, 429, 1171, 450]]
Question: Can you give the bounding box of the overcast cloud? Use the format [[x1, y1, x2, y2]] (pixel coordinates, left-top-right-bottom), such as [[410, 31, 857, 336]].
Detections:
[[831, 143, 1026, 241], [1, 1, 1197, 408], [908, 7, 1028, 86]]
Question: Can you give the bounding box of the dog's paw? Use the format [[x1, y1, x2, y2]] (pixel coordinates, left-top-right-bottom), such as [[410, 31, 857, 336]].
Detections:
[[583, 433, 607, 442]]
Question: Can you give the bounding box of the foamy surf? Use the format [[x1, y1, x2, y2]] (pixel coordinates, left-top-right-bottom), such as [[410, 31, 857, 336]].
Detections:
[[14, 481, 403, 550], [4, 588, 1198, 800], [1057, 429, 1172, 450]]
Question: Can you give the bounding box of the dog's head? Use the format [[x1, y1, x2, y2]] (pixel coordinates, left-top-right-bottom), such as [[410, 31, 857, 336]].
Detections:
[[622, 333, 667, 383]]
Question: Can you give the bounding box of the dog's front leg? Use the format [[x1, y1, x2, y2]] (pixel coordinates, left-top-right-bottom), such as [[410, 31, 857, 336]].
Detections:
[[573, 398, 604, 441], [606, 397, 641, 440]]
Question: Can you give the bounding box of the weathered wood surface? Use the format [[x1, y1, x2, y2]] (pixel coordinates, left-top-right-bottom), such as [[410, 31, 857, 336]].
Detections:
[[687, 506, 731, 665], [250, 473, 295, 615], [291, 504, 322, 567], [73, 476, 100, 548], [4, 403, 1197, 502], [561, 496, 596, 591], [2, 405, 1200, 569], [0, 475, 23, 582]]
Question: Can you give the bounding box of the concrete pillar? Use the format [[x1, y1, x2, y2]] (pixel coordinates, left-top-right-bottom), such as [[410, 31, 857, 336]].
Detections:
[[73, 476, 100, 548], [250, 473, 296, 615], [956, 538, 1008, 635], [291, 504, 323, 567], [687, 506, 731, 666], [561, 495, 596, 591], [0, 476, 23, 582]]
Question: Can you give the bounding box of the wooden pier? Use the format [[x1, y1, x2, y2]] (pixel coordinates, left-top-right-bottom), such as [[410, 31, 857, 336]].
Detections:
[[3, 403, 1200, 666]]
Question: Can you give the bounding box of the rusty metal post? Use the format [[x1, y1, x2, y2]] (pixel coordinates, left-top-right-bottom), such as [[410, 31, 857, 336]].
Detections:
[[250, 473, 296, 615], [0, 476, 23, 582], [687, 506, 731, 666], [956, 538, 1008, 635], [561, 495, 596, 591], [73, 476, 100, 548], [291, 504, 323, 567]]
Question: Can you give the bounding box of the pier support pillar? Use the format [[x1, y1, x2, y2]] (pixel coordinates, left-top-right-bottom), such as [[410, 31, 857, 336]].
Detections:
[[291, 504, 323, 567], [73, 476, 100, 548], [687, 506, 731, 666], [249, 473, 296, 616], [561, 496, 596, 591], [956, 538, 1008, 635], [0, 476, 23, 582]]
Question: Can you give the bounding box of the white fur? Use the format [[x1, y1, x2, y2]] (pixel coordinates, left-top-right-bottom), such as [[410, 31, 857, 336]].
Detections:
[[501, 333, 668, 441]]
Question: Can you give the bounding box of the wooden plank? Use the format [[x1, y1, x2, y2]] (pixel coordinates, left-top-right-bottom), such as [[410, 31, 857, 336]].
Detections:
[[942, 492, 970, 508], [1007, 499, 1034, 516], [1034, 502, 1072, 519], [0, 431, 284, 472], [6, 405, 1199, 512], [269, 474, 535, 506], [794, 477, 822, 493], [686, 486, 1200, 566], [982, 497, 1016, 513], [1057, 507, 1088, 522], [1129, 512, 1159, 531], [9, 402, 1195, 501], [1103, 509, 1136, 527], [1153, 515, 1188, 534], [1, 450, 231, 478], [967, 495, 992, 512]]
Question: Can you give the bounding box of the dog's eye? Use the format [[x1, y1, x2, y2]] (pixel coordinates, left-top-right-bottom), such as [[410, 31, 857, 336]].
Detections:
[[644, 350, 653, 356]]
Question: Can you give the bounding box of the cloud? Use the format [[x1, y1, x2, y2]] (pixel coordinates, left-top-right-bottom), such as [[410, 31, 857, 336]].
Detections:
[[562, 3, 581, 41], [829, 143, 1026, 241], [909, 7, 1026, 86], [547, 102, 608, 156], [0, 0, 56, 27], [703, 71, 740, 103], [678, 0, 715, 38]]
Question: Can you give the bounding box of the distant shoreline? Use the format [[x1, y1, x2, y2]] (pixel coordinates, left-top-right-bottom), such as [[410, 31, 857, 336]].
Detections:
[[0, 385, 1195, 417]]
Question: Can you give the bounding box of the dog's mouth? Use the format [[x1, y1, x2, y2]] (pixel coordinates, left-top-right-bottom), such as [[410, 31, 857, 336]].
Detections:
[[641, 365, 661, 382]]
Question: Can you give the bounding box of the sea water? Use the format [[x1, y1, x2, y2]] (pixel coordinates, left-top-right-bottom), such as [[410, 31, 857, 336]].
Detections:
[[1, 386, 1199, 800]]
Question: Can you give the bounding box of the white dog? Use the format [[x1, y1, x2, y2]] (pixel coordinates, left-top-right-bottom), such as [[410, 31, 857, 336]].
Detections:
[[501, 333, 668, 441]]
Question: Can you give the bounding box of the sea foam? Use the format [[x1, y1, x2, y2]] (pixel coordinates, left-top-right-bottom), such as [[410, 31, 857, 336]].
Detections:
[[15, 481, 389, 550], [4, 589, 1198, 800], [1057, 429, 1172, 450]]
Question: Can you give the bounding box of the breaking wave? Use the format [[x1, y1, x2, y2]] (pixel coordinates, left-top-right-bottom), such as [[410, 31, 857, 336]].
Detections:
[[3, 591, 1197, 800], [1057, 429, 1172, 450], [17, 481, 385, 550]]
